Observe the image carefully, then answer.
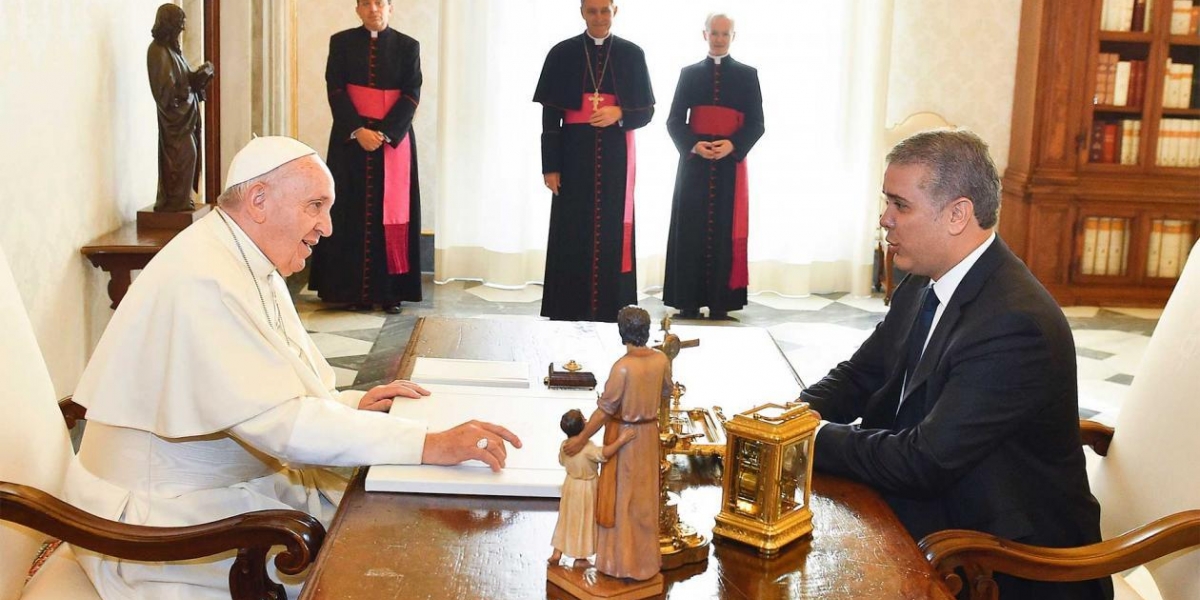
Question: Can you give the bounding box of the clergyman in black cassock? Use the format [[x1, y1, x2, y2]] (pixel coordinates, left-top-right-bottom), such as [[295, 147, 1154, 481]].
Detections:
[[533, 0, 655, 323], [310, 0, 422, 314], [663, 14, 764, 320]]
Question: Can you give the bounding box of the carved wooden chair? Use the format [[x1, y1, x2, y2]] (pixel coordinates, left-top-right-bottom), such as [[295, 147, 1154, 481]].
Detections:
[[920, 241, 1200, 600], [0, 246, 324, 600], [878, 112, 955, 304]]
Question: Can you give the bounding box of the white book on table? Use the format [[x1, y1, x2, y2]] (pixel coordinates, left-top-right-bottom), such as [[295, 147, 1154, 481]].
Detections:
[[366, 383, 598, 497], [409, 357, 530, 388]]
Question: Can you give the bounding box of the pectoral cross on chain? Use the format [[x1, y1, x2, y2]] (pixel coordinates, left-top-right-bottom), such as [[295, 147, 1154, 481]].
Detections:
[[590, 92, 603, 111]]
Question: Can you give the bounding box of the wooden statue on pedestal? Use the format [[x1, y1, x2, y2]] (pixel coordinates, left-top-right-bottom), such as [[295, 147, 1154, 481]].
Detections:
[[548, 306, 670, 599], [148, 3, 213, 214]]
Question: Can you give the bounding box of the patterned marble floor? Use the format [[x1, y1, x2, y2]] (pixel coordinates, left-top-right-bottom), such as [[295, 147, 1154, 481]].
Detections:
[[294, 277, 1159, 425]]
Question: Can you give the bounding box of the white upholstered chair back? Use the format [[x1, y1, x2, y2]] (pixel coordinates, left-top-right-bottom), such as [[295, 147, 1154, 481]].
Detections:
[[883, 112, 955, 151], [0, 246, 90, 599], [1089, 240, 1200, 600]]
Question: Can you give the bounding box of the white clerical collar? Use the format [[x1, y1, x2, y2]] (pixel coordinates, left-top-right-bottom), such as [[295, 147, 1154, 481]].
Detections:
[[708, 53, 729, 64], [214, 208, 277, 280], [369, 29, 379, 39], [587, 32, 611, 45], [930, 232, 996, 307]]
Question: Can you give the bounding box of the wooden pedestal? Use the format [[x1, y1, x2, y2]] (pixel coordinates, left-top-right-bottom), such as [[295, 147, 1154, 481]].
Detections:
[[547, 564, 663, 600], [137, 204, 211, 233]]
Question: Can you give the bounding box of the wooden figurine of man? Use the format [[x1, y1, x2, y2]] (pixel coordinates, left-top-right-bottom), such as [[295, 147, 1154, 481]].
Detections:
[[563, 306, 671, 587]]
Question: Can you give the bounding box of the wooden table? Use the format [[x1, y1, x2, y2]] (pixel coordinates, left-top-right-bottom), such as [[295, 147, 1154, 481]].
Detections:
[[81, 224, 178, 308], [300, 317, 953, 599]]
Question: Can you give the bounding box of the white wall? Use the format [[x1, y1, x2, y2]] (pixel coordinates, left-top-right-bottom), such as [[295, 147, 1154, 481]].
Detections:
[[0, 1, 163, 396], [296, 0, 440, 232], [886, 0, 1023, 171]]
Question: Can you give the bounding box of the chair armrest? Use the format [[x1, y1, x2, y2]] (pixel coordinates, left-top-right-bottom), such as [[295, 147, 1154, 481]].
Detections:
[[918, 510, 1200, 600], [58, 395, 87, 430], [1079, 419, 1114, 457], [0, 482, 324, 600]]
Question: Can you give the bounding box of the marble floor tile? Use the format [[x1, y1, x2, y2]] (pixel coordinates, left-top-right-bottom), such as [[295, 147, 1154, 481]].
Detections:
[[748, 293, 835, 312], [832, 293, 890, 314], [1060, 306, 1101, 318], [331, 366, 358, 389], [1104, 307, 1164, 320], [1071, 329, 1148, 354], [464, 283, 543, 303], [1076, 356, 1122, 382], [309, 333, 374, 359], [302, 310, 387, 334]]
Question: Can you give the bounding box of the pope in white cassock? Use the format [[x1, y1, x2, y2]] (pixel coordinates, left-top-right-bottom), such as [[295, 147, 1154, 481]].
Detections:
[[64, 137, 521, 599]]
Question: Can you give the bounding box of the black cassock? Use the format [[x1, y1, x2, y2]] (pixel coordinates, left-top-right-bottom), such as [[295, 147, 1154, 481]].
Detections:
[[534, 34, 654, 322], [310, 27, 422, 306], [663, 56, 764, 314]]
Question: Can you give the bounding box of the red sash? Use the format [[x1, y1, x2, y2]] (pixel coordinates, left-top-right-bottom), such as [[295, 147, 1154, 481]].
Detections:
[[564, 93, 635, 274], [346, 83, 412, 275], [690, 105, 749, 289]]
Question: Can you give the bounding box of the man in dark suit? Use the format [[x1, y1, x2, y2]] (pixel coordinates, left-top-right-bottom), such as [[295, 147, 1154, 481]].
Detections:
[[801, 130, 1111, 599]]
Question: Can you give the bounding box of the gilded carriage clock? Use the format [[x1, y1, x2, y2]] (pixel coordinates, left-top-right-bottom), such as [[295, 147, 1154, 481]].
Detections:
[[712, 400, 818, 555]]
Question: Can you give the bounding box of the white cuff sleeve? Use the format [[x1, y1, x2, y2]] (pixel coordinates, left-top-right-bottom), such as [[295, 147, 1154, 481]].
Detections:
[[229, 397, 427, 467], [336, 389, 367, 409]]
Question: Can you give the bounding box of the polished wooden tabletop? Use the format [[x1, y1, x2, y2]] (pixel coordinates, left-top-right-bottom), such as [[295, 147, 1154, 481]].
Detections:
[[299, 317, 953, 599]]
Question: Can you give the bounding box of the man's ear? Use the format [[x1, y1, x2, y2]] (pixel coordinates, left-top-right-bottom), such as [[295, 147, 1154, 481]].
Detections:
[[246, 182, 270, 224], [946, 197, 974, 235]]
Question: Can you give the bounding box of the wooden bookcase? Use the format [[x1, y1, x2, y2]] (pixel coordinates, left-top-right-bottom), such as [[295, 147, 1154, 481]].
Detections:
[[1000, 0, 1200, 306]]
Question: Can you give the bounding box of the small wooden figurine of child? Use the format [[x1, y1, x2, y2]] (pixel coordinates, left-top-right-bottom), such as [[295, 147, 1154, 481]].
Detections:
[[549, 408, 637, 566]]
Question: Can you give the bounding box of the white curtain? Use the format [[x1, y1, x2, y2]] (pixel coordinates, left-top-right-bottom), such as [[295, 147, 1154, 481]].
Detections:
[[435, 0, 893, 297]]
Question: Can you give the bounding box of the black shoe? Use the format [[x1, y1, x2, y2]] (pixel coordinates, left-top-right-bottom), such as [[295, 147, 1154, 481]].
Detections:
[[677, 308, 701, 319], [708, 309, 737, 321], [383, 303, 402, 315]]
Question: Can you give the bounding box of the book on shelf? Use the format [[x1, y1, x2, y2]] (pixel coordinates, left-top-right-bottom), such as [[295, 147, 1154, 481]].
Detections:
[[1162, 61, 1194, 109], [1171, 0, 1195, 34], [1146, 219, 1163, 278], [1082, 217, 1099, 275], [1103, 122, 1120, 163], [1132, 0, 1147, 30], [1121, 120, 1135, 164], [1108, 218, 1129, 276], [1103, 0, 1135, 30], [1158, 220, 1184, 277], [1114, 61, 1132, 106], [1129, 60, 1146, 108], [1095, 217, 1113, 275]]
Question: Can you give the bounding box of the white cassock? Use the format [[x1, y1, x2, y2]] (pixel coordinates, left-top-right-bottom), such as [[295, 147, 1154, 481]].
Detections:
[[64, 210, 427, 600]]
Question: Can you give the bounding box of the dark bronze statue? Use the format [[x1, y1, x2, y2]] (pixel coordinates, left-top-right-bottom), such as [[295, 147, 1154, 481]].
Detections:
[[148, 3, 214, 212]]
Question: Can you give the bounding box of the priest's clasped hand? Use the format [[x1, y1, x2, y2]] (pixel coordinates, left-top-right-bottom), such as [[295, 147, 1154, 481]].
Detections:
[[357, 379, 431, 412], [354, 127, 386, 152], [422, 420, 523, 472], [694, 140, 735, 160], [589, 106, 622, 128]]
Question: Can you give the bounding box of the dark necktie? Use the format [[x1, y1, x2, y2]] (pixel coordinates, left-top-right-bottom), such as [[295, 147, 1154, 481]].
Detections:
[[905, 286, 940, 383]]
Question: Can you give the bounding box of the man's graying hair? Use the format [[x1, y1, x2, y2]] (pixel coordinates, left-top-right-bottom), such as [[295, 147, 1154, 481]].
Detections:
[[705, 12, 735, 31], [886, 129, 1001, 229]]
